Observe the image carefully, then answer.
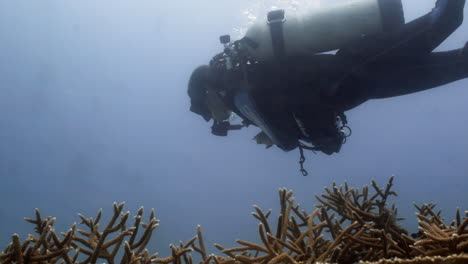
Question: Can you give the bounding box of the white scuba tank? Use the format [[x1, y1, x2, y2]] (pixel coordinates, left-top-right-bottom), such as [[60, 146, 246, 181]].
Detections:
[[243, 0, 404, 61]]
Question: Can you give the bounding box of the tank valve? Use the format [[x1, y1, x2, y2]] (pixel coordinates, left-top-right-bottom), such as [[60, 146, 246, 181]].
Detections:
[[219, 34, 234, 70], [219, 35, 231, 45]]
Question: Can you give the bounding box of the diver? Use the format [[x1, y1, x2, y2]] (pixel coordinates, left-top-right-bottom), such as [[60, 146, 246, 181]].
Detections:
[[188, 0, 468, 175]]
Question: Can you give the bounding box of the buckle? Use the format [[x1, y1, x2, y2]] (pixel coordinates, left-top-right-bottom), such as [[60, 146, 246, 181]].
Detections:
[[267, 9, 285, 24]]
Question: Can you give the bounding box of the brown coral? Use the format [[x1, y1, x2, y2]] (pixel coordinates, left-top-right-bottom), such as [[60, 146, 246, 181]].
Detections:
[[212, 177, 467, 264], [0, 203, 169, 264], [1, 177, 467, 264]]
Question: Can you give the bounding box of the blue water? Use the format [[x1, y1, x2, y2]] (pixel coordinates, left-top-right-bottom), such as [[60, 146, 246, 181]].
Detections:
[[0, 0, 467, 259]]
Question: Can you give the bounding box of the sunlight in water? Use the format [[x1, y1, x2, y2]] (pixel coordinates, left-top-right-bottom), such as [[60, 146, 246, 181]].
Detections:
[[232, 0, 322, 39]]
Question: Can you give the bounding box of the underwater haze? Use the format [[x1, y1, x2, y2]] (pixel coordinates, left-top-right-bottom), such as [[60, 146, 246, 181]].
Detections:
[[0, 0, 467, 258]]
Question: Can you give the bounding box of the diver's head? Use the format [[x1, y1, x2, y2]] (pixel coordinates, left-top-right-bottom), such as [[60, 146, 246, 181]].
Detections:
[[188, 65, 212, 121], [188, 65, 232, 122]]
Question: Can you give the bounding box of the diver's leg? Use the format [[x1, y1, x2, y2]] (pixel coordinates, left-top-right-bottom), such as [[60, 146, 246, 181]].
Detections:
[[326, 45, 468, 110], [366, 46, 468, 99], [338, 0, 465, 61], [421, 0, 466, 52]]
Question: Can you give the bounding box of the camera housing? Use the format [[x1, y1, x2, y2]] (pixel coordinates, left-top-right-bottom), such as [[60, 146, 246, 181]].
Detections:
[[211, 121, 230, 136]]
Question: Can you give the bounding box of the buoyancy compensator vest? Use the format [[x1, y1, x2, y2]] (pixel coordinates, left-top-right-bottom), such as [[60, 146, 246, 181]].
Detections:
[[243, 0, 405, 62]]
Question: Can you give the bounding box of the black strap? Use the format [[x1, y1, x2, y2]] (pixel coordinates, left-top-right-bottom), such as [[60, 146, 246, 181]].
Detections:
[[267, 9, 286, 62]]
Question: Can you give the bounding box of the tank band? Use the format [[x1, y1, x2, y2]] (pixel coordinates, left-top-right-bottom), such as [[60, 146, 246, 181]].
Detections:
[[267, 9, 287, 61], [377, 0, 405, 32]]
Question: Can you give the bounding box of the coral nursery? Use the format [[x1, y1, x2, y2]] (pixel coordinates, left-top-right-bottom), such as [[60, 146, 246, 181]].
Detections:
[[1, 177, 467, 264]]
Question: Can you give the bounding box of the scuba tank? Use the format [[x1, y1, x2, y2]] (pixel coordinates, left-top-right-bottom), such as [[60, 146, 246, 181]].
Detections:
[[243, 0, 404, 62]]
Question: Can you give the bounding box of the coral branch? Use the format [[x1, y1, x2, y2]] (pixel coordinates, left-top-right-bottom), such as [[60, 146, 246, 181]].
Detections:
[[1, 177, 466, 264]]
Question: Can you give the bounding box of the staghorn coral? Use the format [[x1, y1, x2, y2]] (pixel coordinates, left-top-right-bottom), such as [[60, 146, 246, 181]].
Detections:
[[212, 177, 467, 264], [360, 254, 468, 264], [1, 177, 467, 264], [0, 203, 192, 264]]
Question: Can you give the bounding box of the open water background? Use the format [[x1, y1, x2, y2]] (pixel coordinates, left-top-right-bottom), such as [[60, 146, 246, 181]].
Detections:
[[0, 0, 467, 258]]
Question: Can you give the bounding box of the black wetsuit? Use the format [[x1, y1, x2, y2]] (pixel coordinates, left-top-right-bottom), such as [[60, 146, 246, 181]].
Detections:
[[188, 0, 468, 155], [242, 0, 468, 154], [331, 0, 467, 109]]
